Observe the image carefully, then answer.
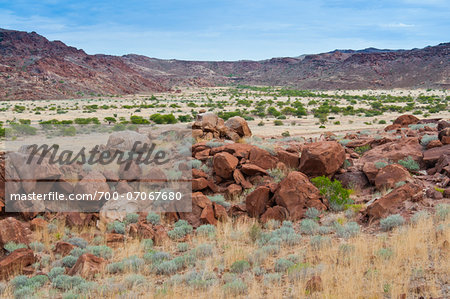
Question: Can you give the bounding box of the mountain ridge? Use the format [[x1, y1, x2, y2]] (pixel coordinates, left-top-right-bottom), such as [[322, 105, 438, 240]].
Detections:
[[0, 28, 448, 100]]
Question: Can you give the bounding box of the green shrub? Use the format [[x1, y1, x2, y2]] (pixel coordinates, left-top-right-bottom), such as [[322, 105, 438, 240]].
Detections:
[[196, 224, 216, 237], [274, 258, 294, 272], [168, 220, 193, 240], [86, 245, 113, 259], [107, 221, 126, 234], [311, 176, 353, 211], [336, 222, 360, 238], [177, 243, 189, 252], [375, 161, 388, 169], [305, 207, 321, 220], [62, 255, 78, 268], [299, 219, 319, 235], [230, 260, 250, 273], [67, 237, 88, 249], [435, 203, 449, 221], [124, 213, 139, 224], [29, 241, 45, 252], [4, 242, 27, 253], [146, 212, 160, 225], [273, 120, 283, 126], [420, 134, 438, 146], [380, 214, 405, 231], [398, 156, 420, 171], [223, 279, 247, 295], [354, 144, 371, 155], [52, 275, 85, 291], [141, 239, 154, 251], [48, 267, 65, 281]]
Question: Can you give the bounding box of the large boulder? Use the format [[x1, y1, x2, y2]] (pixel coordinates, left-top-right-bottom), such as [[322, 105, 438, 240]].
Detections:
[[299, 141, 345, 177], [276, 150, 300, 168], [179, 192, 218, 227], [67, 253, 106, 279], [374, 164, 411, 190], [213, 152, 239, 179], [225, 116, 252, 138], [393, 114, 420, 126], [334, 171, 369, 190], [248, 147, 278, 170], [423, 144, 450, 167], [0, 248, 35, 280], [246, 186, 270, 218], [0, 217, 31, 248], [363, 182, 423, 221], [273, 172, 325, 220]]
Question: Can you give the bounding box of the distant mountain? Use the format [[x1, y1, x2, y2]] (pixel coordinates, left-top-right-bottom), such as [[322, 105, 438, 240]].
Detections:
[[0, 28, 449, 100]]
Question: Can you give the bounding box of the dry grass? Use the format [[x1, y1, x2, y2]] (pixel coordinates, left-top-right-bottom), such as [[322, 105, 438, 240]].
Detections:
[[2, 211, 449, 299]]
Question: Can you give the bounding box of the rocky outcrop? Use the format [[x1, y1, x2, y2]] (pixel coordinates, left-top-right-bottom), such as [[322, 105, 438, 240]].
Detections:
[[273, 172, 326, 220], [374, 164, 411, 190], [0, 248, 35, 280], [0, 217, 31, 248], [192, 113, 252, 141]]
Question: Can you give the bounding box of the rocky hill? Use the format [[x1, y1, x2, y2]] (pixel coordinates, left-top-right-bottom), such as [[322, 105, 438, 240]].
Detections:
[[1, 28, 449, 100]]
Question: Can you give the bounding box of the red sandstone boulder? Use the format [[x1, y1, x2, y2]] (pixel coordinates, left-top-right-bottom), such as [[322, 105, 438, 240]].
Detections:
[[246, 186, 270, 218], [54, 241, 75, 257], [363, 182, 423, 221], [423, 144, 450, 167], [240, 164, 268, 176], [299, 141, 345, 177], [213, 152, 238, 179], [225, 116, 252, 138], [438, 128, 450, 145], [374, 164, 411, 190], [0, 248, 35, 280], [68, 253, 106, 279], [276, 150, 300, 168], [261, 206, 289, 223], [248, 147, 278, 170], [225, 184, 242, 200], [0, 217, 31, 248], [393, 114, 420, 126], [233, 169, 253, 189], [273, 172, 325, 220]]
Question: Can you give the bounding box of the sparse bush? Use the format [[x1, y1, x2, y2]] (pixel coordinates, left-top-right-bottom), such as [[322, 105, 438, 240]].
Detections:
[[48, 267, 65, 281], [411, 211, 430, 224], [29, 241, 45, 252], [223, 279, 247, 295], [122, 255, 145, 272], [377, 247, 394, 260], [125, 213, 139, 224], [146, 212, 160, 225], [168, 220, 193, 240], [375, 161, 388, 169], [398, 156, 420, 171], [4, 242, 27, 253], [435, 203, 449, 221], [305, 207, 321, 220], [145, 251, 170, 265], [420, 134, 438, 146], [336, 222, 360, 238], [124, 274, 147, 288], [380, 214, 405, 231], [300, 219, 319, 235], [230, 260, 250, 273], [107, 221, 126, 234], [62, 255, 78, 268], [274, 258, 294, 272], [177, 243, 189, 252], [141, 239, 154, 251], [106, 261, 125, 274], [87, 245, 113, 259], [273, 120, 283, 126], [267, 168, 286, 183], [52, 275, 85, 291], [311, 176, 353, 211], [196, 224, 216, 237], [154, 260, 178, 275], [67, 237, 88, 249], [264, 219, 280, 230], [208, 194, 230, 208]]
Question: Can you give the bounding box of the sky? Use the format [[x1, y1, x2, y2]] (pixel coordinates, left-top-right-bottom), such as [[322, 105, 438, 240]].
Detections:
[[0, 0, 449, 61]]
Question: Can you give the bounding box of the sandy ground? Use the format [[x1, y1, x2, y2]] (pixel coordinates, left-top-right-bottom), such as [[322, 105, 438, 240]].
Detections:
[[1, 87, 449, 141]]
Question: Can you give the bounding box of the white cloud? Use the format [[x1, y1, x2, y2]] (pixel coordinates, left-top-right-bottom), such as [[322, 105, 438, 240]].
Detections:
[[381, 22, 415, 28]]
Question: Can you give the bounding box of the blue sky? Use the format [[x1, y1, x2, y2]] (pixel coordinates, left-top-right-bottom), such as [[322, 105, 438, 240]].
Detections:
[[0, 0, 448, 60]]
